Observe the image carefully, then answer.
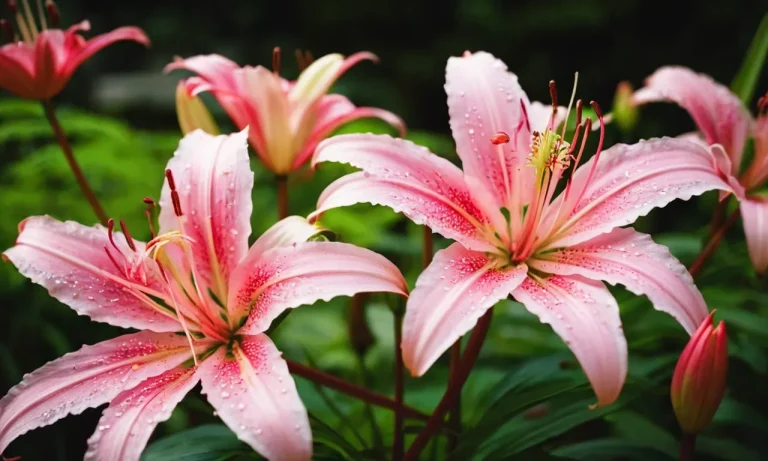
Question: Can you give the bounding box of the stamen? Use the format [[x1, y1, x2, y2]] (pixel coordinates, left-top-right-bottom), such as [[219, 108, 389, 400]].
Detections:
[[272, 46, 281, 75], [295, 49, 306, 71], [143, 197, 157, 238], [519, 99, 531, 133], [165, 169, 184, 216], [35, 0, 44, 29], [19, 0, 37, 38], [104, 246, 124, 273], [119, 220, 137, 252], [559, 72, 579, 140], [0, 19, 13, 42], [44, 0, 57, 28], [7, 0, 17, 15], [548, 80, 558, 131], [758, 92, 768, 114], [303, 50, 314, 66], [590, 101, 605, 160], [491, 131, 510, 145], [575, 99, 583, 127]]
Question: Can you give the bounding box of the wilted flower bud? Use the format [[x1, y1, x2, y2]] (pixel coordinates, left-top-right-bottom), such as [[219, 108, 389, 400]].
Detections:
[[612, 81, 638, 133], [671, 311, 728, 434], [175, 81, 219, 136]]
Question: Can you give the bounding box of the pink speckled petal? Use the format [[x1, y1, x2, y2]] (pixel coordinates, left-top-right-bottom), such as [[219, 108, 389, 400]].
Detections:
[[530, 227, 707, 334], [2, 216, 178, 331], [0, 332, 202, 453], [229, 242, 407, 334], [402, 243, 527, 376], [446, 51, 535, 207], [198, 335, 311, 461], [84, 367, 198, 461], [158, 129, 254, 304], [311, 134, 493, 252], [247, 216, 323, 259], [543, 137, 732, 249], [512, 275, 627, 406], [741, 195, 768, 274], [633, 66, 752, 174]]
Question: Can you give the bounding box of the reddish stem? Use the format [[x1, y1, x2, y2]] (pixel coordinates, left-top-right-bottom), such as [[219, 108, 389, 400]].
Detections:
[[679, 432, 697, 461], [403, 309, 494, 460], [42, 101, 108, 225], [276, 175, 289, 220], [286, 359, 428, 421], [688, 209, 740, 277], [447, 341, 462, 449]]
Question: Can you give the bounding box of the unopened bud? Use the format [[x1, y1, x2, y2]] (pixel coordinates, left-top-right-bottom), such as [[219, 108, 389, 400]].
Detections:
[[671, 311, 728, 434], [612, 81, 638, 133], [175, 81, 219, 136]]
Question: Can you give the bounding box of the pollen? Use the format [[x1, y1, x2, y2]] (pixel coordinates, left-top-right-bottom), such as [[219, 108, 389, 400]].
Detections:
[[528, 129, 571, 173]]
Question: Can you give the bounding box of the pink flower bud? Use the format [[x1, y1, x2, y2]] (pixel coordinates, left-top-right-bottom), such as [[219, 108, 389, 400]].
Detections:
[[671, 311, 728, 434]]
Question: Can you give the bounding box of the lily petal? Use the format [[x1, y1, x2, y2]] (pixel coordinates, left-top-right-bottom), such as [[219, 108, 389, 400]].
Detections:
[[530, 227, 707, 334], [741, 195, 768, 273], [402, 242, 527, 376], [544, 137, 731, 249], [445, 51, 534, 206], [229, 242, 407, 334], [2, 216, 178, 331], [311, 134, 493, 251], [512, 275, 627, 406], [84, 367, 198, 461], [0, 45, 38, 98], [63, 25, 150, 80], [633, 66, 751, 175], [198, 335, 311, 461], [158, 129, 254, 304], [248, 216, 324, 257], [0, 332, 200, 453], [164, 54, 240, 89]]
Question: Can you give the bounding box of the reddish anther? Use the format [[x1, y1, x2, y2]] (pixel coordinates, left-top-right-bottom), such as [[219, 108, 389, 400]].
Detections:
[[0, 19, 12, 42], [119, 220, 137, 252], [272, 46, 281, 75], [46, 0, 59, 28], [549, 80, 558, 111]]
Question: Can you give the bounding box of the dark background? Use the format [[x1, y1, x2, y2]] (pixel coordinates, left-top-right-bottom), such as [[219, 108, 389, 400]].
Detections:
[[1, 0, 767, 460]]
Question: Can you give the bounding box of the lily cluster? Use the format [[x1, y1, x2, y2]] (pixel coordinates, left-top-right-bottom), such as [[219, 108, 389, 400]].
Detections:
[[0, 3, 747, 460]]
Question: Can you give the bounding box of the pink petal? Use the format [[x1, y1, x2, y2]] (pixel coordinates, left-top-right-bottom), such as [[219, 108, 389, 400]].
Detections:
[[2, 216, 179, 331], [0, 44, 38, 99], [84, 367, 198, 461], [512, 275, 627, 406], [164, 54, 240, 89], [402, 242, 527, 376], [543, 137, 732, 249], [198, 335, 311, 461], [529, 227, 708, 334], [229, 242, 407, 334], [741, 195, 768, 273], [633, 66, 752, 175], [0, 331, 201, 453], [158, 129, 254, 304], [247, 216, 324, 258], [527, 101, 568, 132], [32, 31, 61, 100], [742, 115, 768, 189], [311, 134, 493, 252], [445, 51, 535, 206], [63, 25, 150, 79]]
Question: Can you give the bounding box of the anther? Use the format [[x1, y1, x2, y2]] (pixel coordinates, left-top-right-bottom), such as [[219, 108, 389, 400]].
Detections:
[[295, 49, 306, 71], [45, 0, 58, 28], [143, 197, 157, 238], [548, 80, 558, 111], [119, 220, 137, 252], [575, 99, 583, 127], [758, 92, 768, 113], [590, 100, 604, 120], [164, 169, 184, 217], [272, 46, 281, 75], [303, 50, 314, 66], [491, 131, 510, 145], [7, 0, 17, 15], [143, 197, 155, 206], [165, 168, 177, 190], [0, 19, 12, 41]]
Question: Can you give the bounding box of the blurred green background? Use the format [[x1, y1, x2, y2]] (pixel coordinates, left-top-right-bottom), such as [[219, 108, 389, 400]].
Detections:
[[1, 0, 767, 460]]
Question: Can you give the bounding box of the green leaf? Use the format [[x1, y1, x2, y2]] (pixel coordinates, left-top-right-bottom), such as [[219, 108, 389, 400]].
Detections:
[[608, 410, 678, 457], [731, 13, 768, 104], [141, 424, 256, 461], [550, 438, 672, 460], [309, 414, 370, 461], [697, 436, 762, 461]]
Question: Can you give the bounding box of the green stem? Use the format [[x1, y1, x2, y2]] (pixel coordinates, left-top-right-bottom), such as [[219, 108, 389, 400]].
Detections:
[[276, 174, 289, 220], [357, 354, 385, 459], [42, 101, 108, 225]]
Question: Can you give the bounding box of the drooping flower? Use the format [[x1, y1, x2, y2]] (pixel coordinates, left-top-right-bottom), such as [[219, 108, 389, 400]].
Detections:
[[0, 0, 149, 100], [633, 67, 768, 273], [671, 311, 728, 434], [0, 129, 407, 461], [310, 51, 731, 406], [165, 49, 405, 175]]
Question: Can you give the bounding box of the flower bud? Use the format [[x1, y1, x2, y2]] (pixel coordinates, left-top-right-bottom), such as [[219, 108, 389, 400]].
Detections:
[[612, 81, 638, 133], [671, 311, 728, 434], [175, 81, 219, 136]]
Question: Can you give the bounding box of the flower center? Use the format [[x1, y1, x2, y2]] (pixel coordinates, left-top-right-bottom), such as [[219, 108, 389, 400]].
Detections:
[[1, 0, 59, 45]]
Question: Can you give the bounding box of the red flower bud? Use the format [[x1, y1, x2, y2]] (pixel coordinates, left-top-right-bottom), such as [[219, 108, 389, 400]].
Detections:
[[671, 311, 728, 434]]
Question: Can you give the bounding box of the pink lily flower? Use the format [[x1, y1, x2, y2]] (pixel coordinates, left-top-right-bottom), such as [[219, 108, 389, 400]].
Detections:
[[310, 51, 731, 406], [0, 129, 407, 461], [165, 50, 405, 175], [633, 67, 768, 273], [0, 0, 149, 100]]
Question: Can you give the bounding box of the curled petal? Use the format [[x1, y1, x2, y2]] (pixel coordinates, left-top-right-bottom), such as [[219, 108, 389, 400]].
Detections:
[[198, 335, 311, 461], [741, 195, 768, 273], [164, 54, 240, 87], [158, 129, 254, 303], [633, 66, 752, 175], [446, 51, 535, 206], [2, 216, 178, 331], [0, 44, 38, 98], [402, 243, 527, 376], [63, 25, 150, 79], [543, 137, 732, 249], [229, 242, 407, 334], [311, 134, 492, 251], [247, 216, 324, 258], [0, 332, 201, 453], [84, 367, 198, 461], [512, 275, 627, 406], [530, 227, 707, 333], [289, 53, 345, 107]]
